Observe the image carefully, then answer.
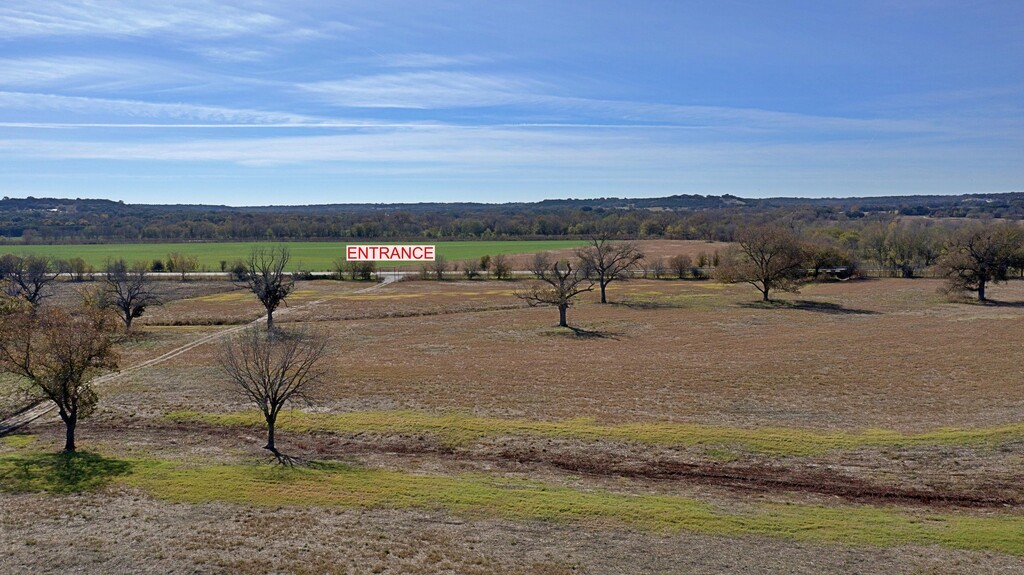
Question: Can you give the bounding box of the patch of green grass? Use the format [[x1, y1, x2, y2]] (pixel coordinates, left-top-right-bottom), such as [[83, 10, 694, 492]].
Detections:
[[0, 451, 133, 493], [0, 240, 587, 272], [126, 459, 1024, 555], [0, 434, 36, 449], [3, 450, 1023, 554], [167, 409, 1024, 456]]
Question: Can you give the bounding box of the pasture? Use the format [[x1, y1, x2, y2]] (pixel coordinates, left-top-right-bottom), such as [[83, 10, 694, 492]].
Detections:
[[3, 255, 1024, 574], [0, 239, 593, 271]]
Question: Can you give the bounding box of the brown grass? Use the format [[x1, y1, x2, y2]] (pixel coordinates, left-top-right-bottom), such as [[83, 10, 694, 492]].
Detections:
[[7, 273, 1024, 573]]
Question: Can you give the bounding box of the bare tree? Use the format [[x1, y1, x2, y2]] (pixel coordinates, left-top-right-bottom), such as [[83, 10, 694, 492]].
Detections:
[[575, 236, 645, 303], [338, 259, 375, 281], [669, 254, 692, 279], [715, 224, 805, 301], [103, 259, 162, 332], [515, 260, 595, 327], [0, 295, 120, 452], [651, 257, 668, 279], [426, 255, 449, 280], [491, 254, 511, 279], [0, 254, 60, 307], [938, 222, 1022, 302], [462, 258, 482, 279], [240, 246, 295, 331], [530, 251, 552, 278], [220, 327, 328, 456]]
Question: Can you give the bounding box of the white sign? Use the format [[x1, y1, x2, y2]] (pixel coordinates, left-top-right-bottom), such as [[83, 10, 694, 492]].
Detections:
[[346, 244, 436, 261]]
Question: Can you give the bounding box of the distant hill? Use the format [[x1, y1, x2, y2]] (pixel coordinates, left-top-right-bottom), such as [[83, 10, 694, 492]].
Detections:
[[5, 191, 1023, 214]]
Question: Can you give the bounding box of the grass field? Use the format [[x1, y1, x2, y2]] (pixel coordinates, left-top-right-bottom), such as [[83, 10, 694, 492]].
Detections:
[[0, 239, 589, 271], [4, 274, 1024, 574]]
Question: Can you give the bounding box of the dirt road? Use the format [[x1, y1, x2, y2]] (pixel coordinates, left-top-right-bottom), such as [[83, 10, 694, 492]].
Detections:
[[0, 276, 396, 436]]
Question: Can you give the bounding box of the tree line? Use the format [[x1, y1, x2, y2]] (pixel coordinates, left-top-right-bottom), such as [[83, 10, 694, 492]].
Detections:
[[7, 193, 1024, 244]]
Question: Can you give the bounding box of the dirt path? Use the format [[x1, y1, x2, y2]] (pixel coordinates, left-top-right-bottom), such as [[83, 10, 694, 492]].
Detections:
[[0, 277, 396, 436]]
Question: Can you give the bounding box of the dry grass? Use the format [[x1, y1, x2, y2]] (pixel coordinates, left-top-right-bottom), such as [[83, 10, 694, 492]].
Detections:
[[6, 273, 1024, 573], [7, 491, 1019, 575], [90, 276, 1024, 441]]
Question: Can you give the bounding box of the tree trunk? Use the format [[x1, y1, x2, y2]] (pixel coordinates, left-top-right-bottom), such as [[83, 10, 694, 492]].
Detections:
[[124, 314, 133, 333], [558, 304, 568, 327], [599, 280, 608, 304], [762, 287, 770, 301], [265, 416, 276, 453], [266, 307, 274, 331], [978, 279, 986, 302], [63, 414, 77, 453]]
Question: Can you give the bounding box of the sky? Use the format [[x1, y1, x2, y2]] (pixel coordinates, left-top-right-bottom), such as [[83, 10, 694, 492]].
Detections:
[[0, 1, 1021, 205]]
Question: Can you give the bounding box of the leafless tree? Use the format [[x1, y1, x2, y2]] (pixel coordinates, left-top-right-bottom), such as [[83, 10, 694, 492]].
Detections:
[[103, 259, 162, 332], [575, 236, 645, 303], [938, 222, 1022, 302], [338, 259, 375, 281], [219, 326, 328, 456], [515, 260, 595, 327], [425, 254, 449, 280], [0, 295, 120, 452], [240, 246, 295, 331], [462, 258, 482, 279], [0, 254, 60, 307], [669, 254, 692, 279], [490, 254, 511, 279], [55, 257, 93, 282], [530, 251, 552, 278], [651, 257, 668, 279], [715, 224, 805, 301]]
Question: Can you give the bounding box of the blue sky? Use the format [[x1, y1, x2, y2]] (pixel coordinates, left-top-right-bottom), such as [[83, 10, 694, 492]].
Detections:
[[0, 1, 1021, 205]]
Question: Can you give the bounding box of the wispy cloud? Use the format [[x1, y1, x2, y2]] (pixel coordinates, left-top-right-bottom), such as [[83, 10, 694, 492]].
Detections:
[[372, 53, 493, 69], [188, 47, 274, 64], [0, 56, 205, 92], [0, 127, 670, 166], [300, 71, 544, 109], [295, 69, 966, 137], [1, 126, 1019, 200], [0, 125, 1006, 169], [0, 1, 287, 39], [0, 91, 318, 124]]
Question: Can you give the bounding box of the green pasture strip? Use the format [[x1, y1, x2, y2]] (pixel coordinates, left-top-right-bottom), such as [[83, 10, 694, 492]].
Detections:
[[0, 434, 35, 448], [2, 451, 1023, 555], [0, 240, 587, 272], [167, 410, 1024, 456]]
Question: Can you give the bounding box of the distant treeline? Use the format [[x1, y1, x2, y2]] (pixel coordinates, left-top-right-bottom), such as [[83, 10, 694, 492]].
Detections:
[[2, 192, 1024, 244]]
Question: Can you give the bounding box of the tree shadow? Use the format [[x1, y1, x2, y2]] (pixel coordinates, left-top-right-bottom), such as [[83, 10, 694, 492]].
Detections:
[[0, 451, 133, 493], [565, 326, 621, 339], [612, 299, 688, 310], [737, 300, 879, 315], [265, 446, 308, 467], [980, 300, 1024, 308]]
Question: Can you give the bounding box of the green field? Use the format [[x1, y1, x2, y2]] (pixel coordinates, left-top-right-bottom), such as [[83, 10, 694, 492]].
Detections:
[[0, 240, 587, 271]]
